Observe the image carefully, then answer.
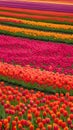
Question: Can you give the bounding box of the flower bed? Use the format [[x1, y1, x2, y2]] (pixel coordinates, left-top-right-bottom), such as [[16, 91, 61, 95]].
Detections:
[[0, 35, 73, 75], [0, 1, 73, 130], [0, 82, 73, 130], [0, 62, 73, 94], [0, 0, 73, 13], [0, 25, 73, 44], [0, 17, 73, 34], [0, 11, 73, 25], [0, 6, 73, 18]]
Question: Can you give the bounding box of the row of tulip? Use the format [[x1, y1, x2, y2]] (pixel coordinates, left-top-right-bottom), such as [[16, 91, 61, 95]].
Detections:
[[0, 16, 73, 34], [0, 24, 73, 44], [27, 0, 73, 3], [0, 82, 73, 130], [0, 62, 73, 94], [0, 11, 73, 25], [0, 0, 73, 13], [0, 6, 73, 18], [0, 35, 73, 75], [12, 0, 73, 2]]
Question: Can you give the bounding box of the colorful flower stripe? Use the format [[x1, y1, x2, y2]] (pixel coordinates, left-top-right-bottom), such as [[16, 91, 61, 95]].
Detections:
[[0, 17, 73, 32], [1, 16, 73, 30], [0, 17, 21, 24], [1, 0, 73, 4], [0, 82, 73, 130], [0, 6, 73, 18], [0, 24, 73, 44], [0, 11, 73, 25], [0, 62, 73, 93], [5, 0, 73, 4], [0, 35, 73, 75], [29, 0, 73, 3], [1, 23, 73, 35], [0, 11, 57, 21], [0, 1, 73, 13]]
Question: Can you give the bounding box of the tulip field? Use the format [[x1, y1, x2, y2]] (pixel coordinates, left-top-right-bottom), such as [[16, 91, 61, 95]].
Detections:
[[0, 82, 73, 130], [0, 0, 73, 130]]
